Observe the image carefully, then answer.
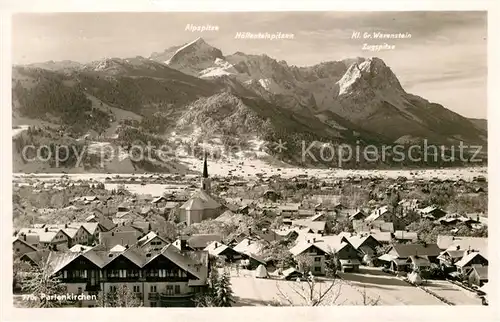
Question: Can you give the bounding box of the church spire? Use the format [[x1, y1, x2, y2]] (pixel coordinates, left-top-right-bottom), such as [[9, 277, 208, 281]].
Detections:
[[202, 153, 208, 178]]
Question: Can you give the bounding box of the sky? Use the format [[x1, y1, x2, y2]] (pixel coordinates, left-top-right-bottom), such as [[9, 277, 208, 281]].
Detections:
[[12, 11, 487, 118]]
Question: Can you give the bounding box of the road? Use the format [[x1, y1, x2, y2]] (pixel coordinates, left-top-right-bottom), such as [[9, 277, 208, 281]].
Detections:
[[423, 280, 482, 305]]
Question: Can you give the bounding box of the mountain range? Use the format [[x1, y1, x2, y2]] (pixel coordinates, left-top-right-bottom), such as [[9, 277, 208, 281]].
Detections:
[[12, 37, 487, 171]]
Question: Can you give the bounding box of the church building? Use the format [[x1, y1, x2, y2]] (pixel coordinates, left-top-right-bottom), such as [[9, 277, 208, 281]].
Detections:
[[179, 155, 222, 225]]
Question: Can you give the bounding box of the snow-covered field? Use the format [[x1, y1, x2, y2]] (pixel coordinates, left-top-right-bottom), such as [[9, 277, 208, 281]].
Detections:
[[229, 268, 446, 306], [104, 183, 188, 196]]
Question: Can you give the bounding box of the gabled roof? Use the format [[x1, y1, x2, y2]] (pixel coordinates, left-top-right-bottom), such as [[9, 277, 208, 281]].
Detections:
[[151, 196, 167, 204], [204, 241, 230, 256], [393, 231, 418, 241], [180, 197, 206, 211], [187, 234, 222, 249], [289, 242, 326, 256], [438, 236, 488, 255], [347, 235, 381, 250], [233, 238, 266, 257], [455, 252, 487, 268], [181, 190, 220, 210], [137, 231, 168, 247], [47, 251, 83, 275], [390, 243, 441, 258], [13, 237, 38, 252], [20, 250, 50, 266], [365, 205, 390, 222]]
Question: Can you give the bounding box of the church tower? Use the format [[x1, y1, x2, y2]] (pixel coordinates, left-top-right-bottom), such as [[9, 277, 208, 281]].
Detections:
[[201, 153, 211, 192]]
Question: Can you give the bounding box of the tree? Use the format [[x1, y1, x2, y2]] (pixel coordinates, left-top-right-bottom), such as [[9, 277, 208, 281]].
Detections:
[[275, 271, 342, 306], [194, 269, 235, 307], [97, 284, 143, 307], [214, 271, 235, 307], [19, 256, 67, 308], [354, 286, 381, 306]]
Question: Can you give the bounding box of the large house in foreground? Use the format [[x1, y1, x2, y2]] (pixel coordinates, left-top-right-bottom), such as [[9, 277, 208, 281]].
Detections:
[[44, 244, 209, 307]]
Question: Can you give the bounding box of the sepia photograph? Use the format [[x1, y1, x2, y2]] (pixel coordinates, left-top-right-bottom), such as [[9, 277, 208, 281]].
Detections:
[[9, 11, 489, 310]]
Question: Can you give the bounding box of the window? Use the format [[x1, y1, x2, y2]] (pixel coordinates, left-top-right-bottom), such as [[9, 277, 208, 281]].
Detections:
[[15, 248, 20, 252], [63, 271, 68, 279], [133, 285, 140, 293], [174, 285, 180, 294], [77, 287, 82, 294], [314, 267, 321, 272], [166, 285, 174, 295], [129, 269, 140, 278], [110, 286, 117, 293], [150, 285, 157, 293], [314, 257, 321, 262], [150, 302, 157, 307]]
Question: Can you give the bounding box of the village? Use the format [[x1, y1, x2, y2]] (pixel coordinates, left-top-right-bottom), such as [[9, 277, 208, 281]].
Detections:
[[12, 157, 489, 307]]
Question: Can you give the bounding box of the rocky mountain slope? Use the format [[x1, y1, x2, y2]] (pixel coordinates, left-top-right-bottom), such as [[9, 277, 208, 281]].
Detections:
[[12, 38, 487, 172]]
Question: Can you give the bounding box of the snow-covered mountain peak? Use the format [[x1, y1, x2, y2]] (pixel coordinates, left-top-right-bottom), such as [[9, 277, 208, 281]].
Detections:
[[163, 38, 224, 76]]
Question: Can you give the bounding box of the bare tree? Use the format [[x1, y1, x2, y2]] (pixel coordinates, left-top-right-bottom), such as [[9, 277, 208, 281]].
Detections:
[[275, 271, 342, 306], [355, 286, 381, 306], [97, 285, 143, 307], [19, 255, 67, 308]]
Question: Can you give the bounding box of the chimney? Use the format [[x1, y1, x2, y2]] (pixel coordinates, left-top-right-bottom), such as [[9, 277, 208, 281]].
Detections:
[[64, 224, 68, 228], [44, 227, 48, 232], [312, 238, 316, 243], [23, 234, 26, 241], [80, 246, 84, 252], [214, 242, 218, 248], [456, 245, 460, 250], [247, 240, 251, 246]]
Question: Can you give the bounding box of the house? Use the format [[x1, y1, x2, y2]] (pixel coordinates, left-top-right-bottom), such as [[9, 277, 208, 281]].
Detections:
[[348, 210, 367, 221], [203, 241, 242, 262], [454, 251, 488, 275], [347, 234, 382, 256], [290, 235, 360, 275], [468, 265, 488, 287], [17, 228, 70, 250], [19, 250, 50, 267], [99, 229, 143, 249], [437, 249, 466, 273], [437, 236, 487, 255], [289, 241, 328, 275], [44, 244, 209, 307], [393, 230, 418, 243], [378, 243, 441, 272], [297, 209, 316, 217], [151, 196, 168, 207], [371, 221, 395, 233], [419, 206, 446, 219], [277, 203, 301, 218], [398, 199, 420, 212], [365, 206, 393, 222], [136, 232, 169, 253], [281, 267, 303, 280], [291, 219, 327, 235], [262, 189, 280, 202], [232, 238, 267, 269], [13, 237, 38, 257], [173, 234, 222, 252]]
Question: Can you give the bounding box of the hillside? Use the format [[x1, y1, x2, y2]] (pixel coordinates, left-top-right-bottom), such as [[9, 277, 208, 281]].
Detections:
[[12, 38, 487, 172]]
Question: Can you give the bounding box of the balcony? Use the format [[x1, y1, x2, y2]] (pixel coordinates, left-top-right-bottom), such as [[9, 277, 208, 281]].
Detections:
[[134, 292, 143, 300], [148, 293, 159, 300]]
